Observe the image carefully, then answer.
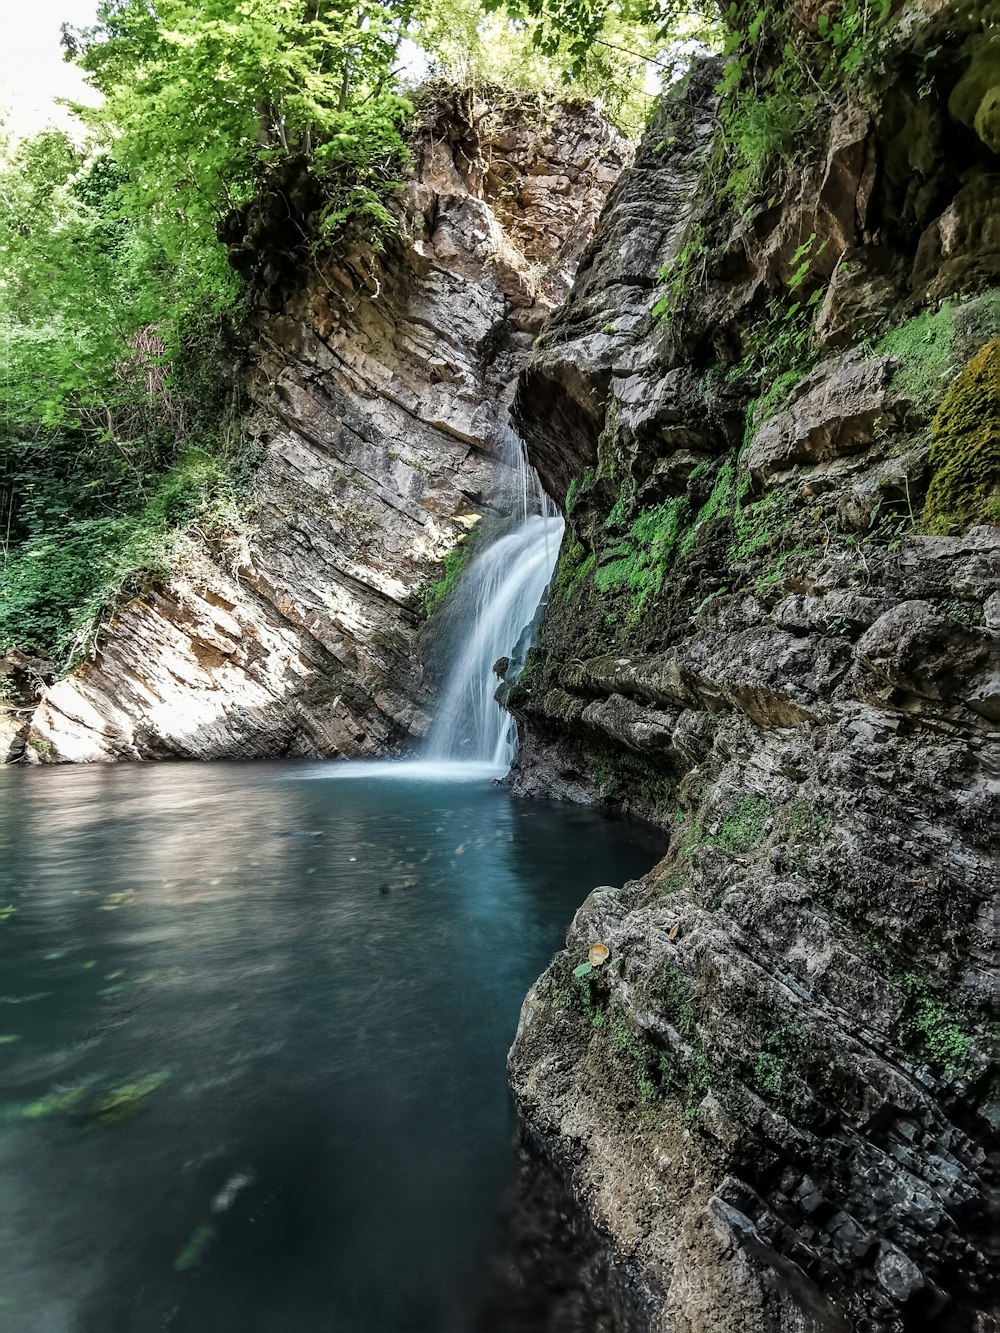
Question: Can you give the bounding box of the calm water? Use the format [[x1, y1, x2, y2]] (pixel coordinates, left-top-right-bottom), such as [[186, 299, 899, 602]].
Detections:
[[0, 762, 663, 1333]]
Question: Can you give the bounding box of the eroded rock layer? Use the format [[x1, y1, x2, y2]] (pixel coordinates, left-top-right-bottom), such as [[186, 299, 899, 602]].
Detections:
[[506, 17, 999, 1333], [22, 92, 627, 763]]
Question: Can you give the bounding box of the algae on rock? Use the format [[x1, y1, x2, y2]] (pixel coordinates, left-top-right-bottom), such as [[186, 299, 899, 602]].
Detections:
[[923, 337, 1000, 532]]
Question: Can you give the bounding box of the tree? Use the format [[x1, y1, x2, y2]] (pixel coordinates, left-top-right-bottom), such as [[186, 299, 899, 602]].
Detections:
[[67, 0, 422, 278]]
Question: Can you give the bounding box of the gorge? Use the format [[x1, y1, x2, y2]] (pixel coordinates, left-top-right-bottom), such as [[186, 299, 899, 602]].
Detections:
[[1, 0, 998, 1330]]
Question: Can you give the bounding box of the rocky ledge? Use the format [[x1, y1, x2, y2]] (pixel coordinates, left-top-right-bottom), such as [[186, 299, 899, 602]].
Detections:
[[14, 90, 627, 763], [505, 13, 999, 1332]]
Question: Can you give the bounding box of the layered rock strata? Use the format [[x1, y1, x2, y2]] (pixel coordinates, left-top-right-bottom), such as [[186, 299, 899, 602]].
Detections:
[[21, 93, 627, 763], [506, 16, 999, 1332]]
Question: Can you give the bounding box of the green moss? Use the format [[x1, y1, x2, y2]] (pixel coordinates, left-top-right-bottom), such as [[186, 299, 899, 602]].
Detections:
[[503, 649, 542, 711], [565, 467, 595, 516], [593, 495, 690, 621], [609, 1011, 666, 1108], [710, 793, 771, 853], [423, 537, 475, 617], [875, 301, 959, 416], [604, 476, 636, 529], [897, 972, 974, 1077], [922, 339, 1000, 533], [730, 489, 791, 563], [744, 365, 810, 437], [753, 544, 815, 596], [551, 533, 594, 602], [657, 963, 696, 1038], [679, 458, 735, 556], [592, 746, 673, 811], [786, 801, 831, 876], [743, 1008, 807, 1114], [787, 801, 831, 840]]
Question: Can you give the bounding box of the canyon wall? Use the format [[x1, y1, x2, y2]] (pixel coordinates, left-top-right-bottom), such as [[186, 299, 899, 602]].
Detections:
[[506, 12, 999, 1332], [10, 92, 626, 763]]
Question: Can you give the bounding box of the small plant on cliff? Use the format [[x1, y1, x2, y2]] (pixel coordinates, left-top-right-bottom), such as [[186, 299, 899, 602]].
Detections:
[[712, 0, 895, 210], [594, 494, 690, 621], [708, 792, 771, 853], [423, 539, 477, 617], [896, 972, 974, 1078]]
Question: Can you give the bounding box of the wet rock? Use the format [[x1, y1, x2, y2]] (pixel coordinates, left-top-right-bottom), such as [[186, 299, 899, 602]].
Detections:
[[854, 599, 994, 706], [0, 710, 28, 763]]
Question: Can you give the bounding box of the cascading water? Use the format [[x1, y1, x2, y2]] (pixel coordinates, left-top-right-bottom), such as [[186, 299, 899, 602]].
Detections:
[[317, 429, 562, 783], [422, 430, 563, 772]]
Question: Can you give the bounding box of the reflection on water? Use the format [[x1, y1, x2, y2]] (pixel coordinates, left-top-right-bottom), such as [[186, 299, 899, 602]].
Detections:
[[0, 762, 663, 1333]]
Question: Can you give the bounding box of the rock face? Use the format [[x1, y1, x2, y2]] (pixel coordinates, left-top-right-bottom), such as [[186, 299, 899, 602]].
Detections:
[[505, 16, 1000, 1333], [21, 91, 628, 763]]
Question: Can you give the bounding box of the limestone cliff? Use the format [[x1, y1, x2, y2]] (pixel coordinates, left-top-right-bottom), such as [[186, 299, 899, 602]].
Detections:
[[505, 13, 999, 1333], [15, 91, 627, 763]]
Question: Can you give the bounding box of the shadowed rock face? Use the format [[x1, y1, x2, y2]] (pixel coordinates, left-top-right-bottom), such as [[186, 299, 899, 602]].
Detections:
[[504, 12, 1000, 1332], [21, 93, 629, 764]]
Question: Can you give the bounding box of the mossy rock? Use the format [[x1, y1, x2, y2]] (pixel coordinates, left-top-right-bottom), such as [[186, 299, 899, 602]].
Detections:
[[975, 85, 1000, 155], [922, 338, 1000, 533], [948, 31, 1000, 149]]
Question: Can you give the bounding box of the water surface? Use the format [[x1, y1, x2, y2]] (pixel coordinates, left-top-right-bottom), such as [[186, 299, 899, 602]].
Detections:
[[0, 762, 662, 1333]]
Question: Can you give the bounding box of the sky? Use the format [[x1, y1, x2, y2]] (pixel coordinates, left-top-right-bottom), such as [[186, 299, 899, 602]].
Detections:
[[0, 0, 101, 138]]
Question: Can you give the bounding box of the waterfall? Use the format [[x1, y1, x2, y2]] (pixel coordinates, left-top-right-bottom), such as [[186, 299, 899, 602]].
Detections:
[[314, 430, 562, 783], [422, 431, 563, 772]]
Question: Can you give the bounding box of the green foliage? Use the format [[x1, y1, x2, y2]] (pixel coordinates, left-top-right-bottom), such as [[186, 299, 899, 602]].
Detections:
[[874, 301, 960, 417], [417, 0, 665, 135], [594, 494, 689, 620], [0, 450, 246, 663], [657, 963, 696, 1038], [653, 3, 894, 322], [71, 0, 417, 276], [610, 1011, 661, 1106], [565, 468, 595, 515], [0, 117, 254, 664], [713, 0, 894, 210], [679, 458, 734, 556], [551, 531, 595, 602], [747, 1010, 806, 1111], [0, 135, 201, 439], [424, 538, 476, 616], [786, 800, 831, 875], [604, 476, 636, 529], [897, 973, 973, 1077], [922, 339, 1000, 533], [592, 746, 673, 810], [730, 488, 790, 563], [652, 224, 707, 323], [709, 792, 771, 853]]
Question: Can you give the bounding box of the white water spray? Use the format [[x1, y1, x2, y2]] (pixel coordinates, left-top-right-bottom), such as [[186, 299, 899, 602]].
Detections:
[[422, 431, 563, 772], [307, 431, 563, 784], [423, 513, 563, 769]]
